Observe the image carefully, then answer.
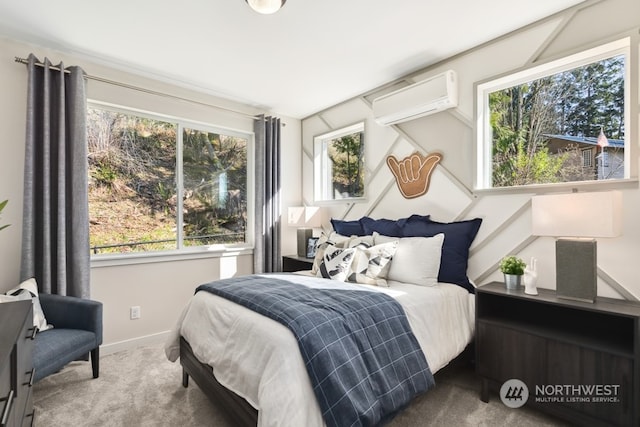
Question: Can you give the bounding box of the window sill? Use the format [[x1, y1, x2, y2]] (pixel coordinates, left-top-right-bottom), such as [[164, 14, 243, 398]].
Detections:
[[473, 178, 638, 196], [90, 245, 254, 268]]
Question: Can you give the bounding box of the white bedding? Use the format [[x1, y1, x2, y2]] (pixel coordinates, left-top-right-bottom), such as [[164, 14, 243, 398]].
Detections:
[[165, 273, 475, 427]]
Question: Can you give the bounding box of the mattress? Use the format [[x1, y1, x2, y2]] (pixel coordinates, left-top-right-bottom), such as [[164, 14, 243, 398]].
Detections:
[[165, 273, 475, 427]]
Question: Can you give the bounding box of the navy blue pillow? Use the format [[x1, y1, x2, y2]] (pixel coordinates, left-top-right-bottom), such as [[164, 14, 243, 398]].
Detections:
[[359, 214, 430, 237], [330, 218, 366, 236], [360, 216, 403, 237], [402, 217, 482, 293], [398, 215, 433, 237]]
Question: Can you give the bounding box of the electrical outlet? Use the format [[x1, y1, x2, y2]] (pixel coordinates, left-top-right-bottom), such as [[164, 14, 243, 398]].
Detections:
[[130, 306, 141, 320]]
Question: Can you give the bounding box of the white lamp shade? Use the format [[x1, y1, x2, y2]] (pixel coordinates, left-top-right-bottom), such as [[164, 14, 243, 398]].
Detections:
[[531, 191, 622, 238], [287, 206, 323, 228]]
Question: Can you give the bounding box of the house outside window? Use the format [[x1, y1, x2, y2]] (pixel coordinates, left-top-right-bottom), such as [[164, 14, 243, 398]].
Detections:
[[87, 104, 252, 256], [475, 38, 629, 190]]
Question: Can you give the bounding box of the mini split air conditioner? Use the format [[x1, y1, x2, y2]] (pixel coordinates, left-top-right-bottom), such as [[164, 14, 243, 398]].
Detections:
[[372, 70, 458, 126]]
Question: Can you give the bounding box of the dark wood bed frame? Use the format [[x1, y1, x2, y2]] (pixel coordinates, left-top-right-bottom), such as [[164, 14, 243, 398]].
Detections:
[[180, 336, 258, 426], [180, 335, 475, 426]]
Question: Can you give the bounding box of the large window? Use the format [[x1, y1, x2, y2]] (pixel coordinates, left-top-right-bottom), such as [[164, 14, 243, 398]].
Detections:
[[87, 104, 251, 255], [476, 38, 630, 190], [313, 122, 365, 202]]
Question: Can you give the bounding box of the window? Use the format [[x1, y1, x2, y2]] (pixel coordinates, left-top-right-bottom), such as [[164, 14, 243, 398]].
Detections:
[[313, 122, 365, 202], [581, 149, 592, 168], [476, 38, 629, 190], [87, 104, 252, 255]]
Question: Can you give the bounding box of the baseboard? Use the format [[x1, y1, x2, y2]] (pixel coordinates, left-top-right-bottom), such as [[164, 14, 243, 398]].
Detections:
[[101, 331, 171, 356]]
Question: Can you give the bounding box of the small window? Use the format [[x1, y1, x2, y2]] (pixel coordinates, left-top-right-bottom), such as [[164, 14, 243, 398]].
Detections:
[[87, 105, 251, 255], [476, 38, 629, 190], [582, 149, 592, 167], [313, 122, 365, 202]]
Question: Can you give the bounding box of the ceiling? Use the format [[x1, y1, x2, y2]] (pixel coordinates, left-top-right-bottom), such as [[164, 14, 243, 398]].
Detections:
[[0, 0, 586, 119]]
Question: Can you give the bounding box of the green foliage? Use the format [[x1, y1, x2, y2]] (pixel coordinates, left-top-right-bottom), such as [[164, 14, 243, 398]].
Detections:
[[328, 132, 364, 198], [0, 199, 9, 231], [92, 161, 118, 186], [490, 55, 625, 187], [500, 256, 527, 275]]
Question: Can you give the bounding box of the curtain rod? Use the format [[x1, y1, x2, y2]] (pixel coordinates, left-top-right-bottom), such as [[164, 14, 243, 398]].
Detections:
[[14, 56, 268, 122]]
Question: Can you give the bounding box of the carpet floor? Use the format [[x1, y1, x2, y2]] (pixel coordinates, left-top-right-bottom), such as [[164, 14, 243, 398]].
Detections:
[[33, 344, 570, 426]]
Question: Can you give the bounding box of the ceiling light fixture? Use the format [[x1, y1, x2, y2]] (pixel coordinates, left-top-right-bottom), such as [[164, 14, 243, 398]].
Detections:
[[245, 0, 286, 14]]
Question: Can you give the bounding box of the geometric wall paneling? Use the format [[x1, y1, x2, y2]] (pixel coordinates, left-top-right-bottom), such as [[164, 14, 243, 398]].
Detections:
[[319, 97, 372, 131], [369, 192, 432, 221], [398, 113, 474, 189], [301, 115, 330, 152], [301, 154, 315, 207], [597, 269, 637, 301], [538, 0, 639, 63], [367, 121, 402, 169], [300, 0, 640, 302], [470, 207, 537, 286], [420, 169, 474, 220], [470, 195, 532, 251], [470, 192, 535, 238]]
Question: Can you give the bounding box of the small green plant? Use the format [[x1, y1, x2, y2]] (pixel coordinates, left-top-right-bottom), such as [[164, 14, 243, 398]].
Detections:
[[92, 161, 118, 187], [0, 199, 9, 231], [500, 255, 526, 275]]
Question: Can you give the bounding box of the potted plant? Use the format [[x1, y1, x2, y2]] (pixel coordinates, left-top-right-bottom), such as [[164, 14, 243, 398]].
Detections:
[[500, 255, 526, 290]]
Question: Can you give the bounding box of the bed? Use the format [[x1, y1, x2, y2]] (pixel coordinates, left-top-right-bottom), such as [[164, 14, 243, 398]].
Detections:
[[165, 215, 481, 427]]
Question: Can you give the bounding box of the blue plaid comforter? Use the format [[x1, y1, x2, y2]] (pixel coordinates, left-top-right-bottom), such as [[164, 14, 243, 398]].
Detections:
[[196, 274, 435, 427]]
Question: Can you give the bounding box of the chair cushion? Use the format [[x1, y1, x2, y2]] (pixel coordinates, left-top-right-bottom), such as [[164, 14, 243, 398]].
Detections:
[[34, 328, 97, 382]]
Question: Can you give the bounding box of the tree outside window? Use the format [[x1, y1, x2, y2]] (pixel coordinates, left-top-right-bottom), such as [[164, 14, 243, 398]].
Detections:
[[476, 38, 629, 190], [314, 122, 365, 202]]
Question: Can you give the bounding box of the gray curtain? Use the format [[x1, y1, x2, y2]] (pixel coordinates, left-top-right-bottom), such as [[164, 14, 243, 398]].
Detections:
[[253, 115, 282, 273], [20, 54, 90, 298]]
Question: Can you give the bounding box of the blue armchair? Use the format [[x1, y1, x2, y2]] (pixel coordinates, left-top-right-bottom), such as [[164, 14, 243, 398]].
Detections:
[[34, 293, 103, 383]]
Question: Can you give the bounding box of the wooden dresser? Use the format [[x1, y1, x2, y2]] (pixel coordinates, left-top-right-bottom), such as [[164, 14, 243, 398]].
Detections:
[[0, 300, 36, 427]]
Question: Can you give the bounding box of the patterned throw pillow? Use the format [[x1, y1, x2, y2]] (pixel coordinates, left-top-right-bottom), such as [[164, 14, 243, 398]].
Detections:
[[311, 231, 351, 274], [5, 278, 52, 331], [316, 245, 356, 282], [348, 241, 399, 287], [311, 232, 375, 275]]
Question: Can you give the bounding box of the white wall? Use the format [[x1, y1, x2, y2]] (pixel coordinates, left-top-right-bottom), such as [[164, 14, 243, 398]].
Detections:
[[0, 36, 301, 351], [302, 0, 640, 300]]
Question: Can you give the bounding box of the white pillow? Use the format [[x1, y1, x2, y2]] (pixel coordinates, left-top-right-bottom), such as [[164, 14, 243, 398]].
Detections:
[[348, 241, 399, 287], [316, 244, 356, 282], [6, 278, 52, 331], [384, 234, 445, 286]]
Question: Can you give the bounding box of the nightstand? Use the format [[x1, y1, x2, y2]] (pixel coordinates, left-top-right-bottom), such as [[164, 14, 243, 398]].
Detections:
[[282, 255, 314, 272], [475, 282, 640, 426]]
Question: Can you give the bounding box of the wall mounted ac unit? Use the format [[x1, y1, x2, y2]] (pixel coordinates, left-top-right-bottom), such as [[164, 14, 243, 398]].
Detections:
[[372, 70, 458, 126]]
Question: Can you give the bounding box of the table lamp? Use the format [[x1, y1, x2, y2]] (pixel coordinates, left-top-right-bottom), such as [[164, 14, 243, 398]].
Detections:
[[531, 191, 622, 302], [287, 206, 323, 257]]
